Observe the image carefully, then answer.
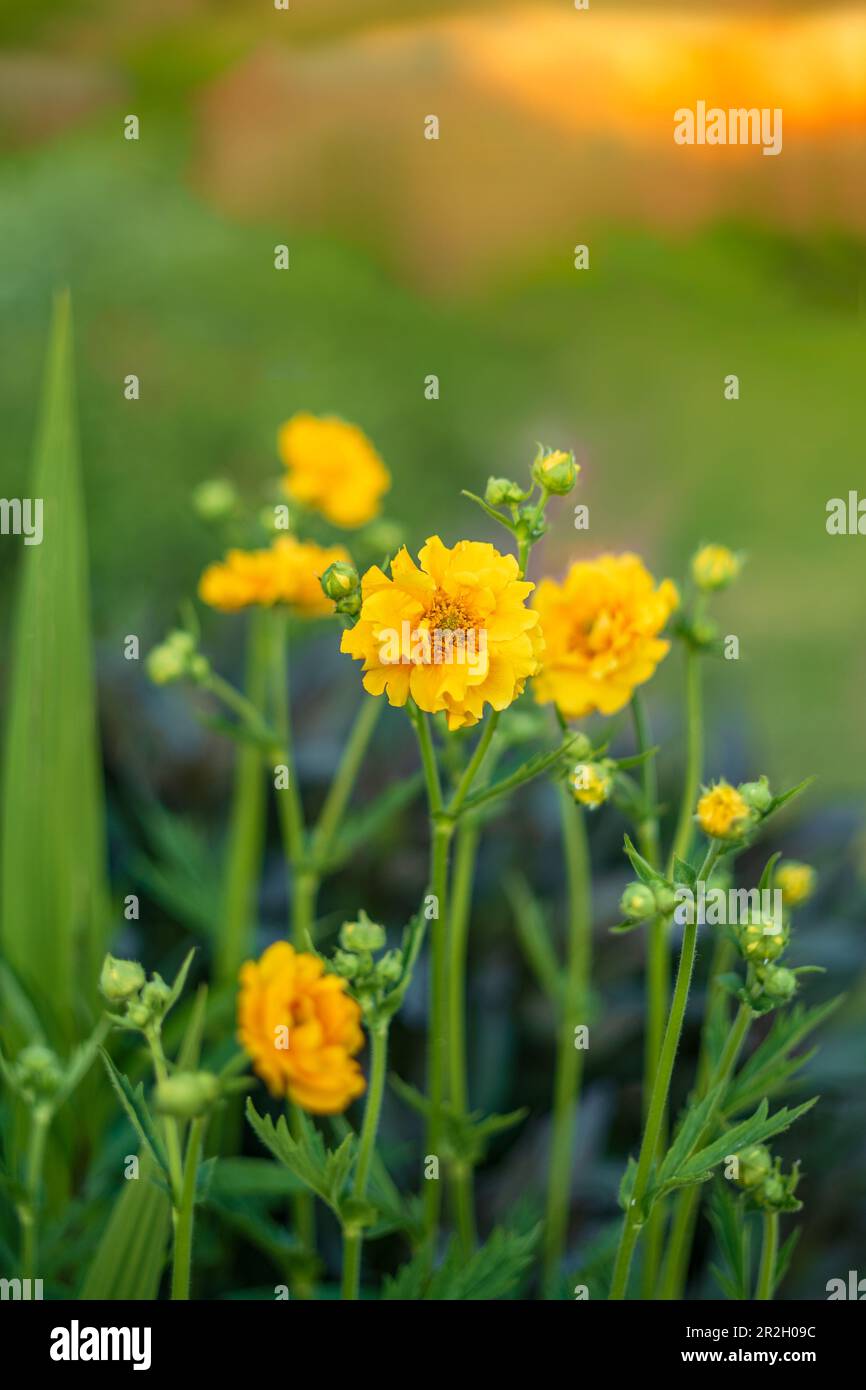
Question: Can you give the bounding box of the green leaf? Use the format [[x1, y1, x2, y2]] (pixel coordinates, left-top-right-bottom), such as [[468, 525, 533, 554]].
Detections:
[[655, 1082, 727, 1191], [389, 1076, 526, 1166], [766, 777, 815, 817], [382, 1224, 540, 1300], [724, 997, 842, 1115], [99, 1048, 168, 1180], [245, 1100, 356, 1218], [774, 1226, 801, 1295], [673, 855, 698, 889], [757, 851, 782, 895], [707, 1182, 751, 1301], [623, 834, 668, 887], [0, 292, 110, 1048], [618, 1156, 638, 1212], [321, 773, 424, 872], [505, 873, 561, 1003], [208, 1158, 305, 1199], [79, 1151, 170, 1298], [458, 735, 584, 816], [165, 947, 197, 1017], [670, 1098, 818, 1190]]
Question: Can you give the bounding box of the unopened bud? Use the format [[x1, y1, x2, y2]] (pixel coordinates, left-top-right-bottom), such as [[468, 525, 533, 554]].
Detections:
[[531, 447, 578, 496], [100, 954, 146, 1003], [154, 1070, 221, 1119]]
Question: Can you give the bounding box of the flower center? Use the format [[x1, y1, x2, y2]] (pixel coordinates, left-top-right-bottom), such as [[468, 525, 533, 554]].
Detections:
[[425, 593, 473, 633]]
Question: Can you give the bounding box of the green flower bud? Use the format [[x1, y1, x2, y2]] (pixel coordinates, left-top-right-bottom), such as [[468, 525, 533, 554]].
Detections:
[[154, 1071, 220, 1119], [331, 949, 361, 979], [141, 974, 172, 1016], [735, 1143, 772, 1189], [15, 1045, 64, 1103], [321, 561, 360, 602], [757, 964, 797, 1002], [188, 654, 212, 683], [146, 641, 187, 686], [126, 1003, 152, 1029], [653, 883, 678, 915], [191, 478, 237, 523], [531, 447, 579, 496], [739, 919, 786, 962], [100, 954, 146, 1003], [484, 476, 526, 507], [691, 544, 742, 592], [376, 950, 403, 985], [761, 1175, 785, 1207], [566, 731, 593, 761], [738, 776, 772, 815], [621, 882, 656, 922], [340, 912, 386, 953]]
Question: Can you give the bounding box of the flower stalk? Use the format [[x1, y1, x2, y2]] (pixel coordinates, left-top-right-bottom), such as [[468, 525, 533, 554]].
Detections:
[[341, 1021, 389, 1300]]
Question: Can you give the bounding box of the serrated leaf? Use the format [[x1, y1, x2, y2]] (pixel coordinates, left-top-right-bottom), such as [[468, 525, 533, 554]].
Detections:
[[382, 1224, 540, 1300], [99, 1048, 168, 1180], [656, 1081, 727, 1190], [724, 998, 842, 1115], [670, 1098, 818, 1189], [673, 855, 698, 889], [245, 1099, 356, 1218], [623, 834, 668, 887]]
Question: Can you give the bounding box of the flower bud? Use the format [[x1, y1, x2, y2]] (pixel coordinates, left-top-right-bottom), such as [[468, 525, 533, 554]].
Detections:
[[776, 861, 815, 908], [100, 954, 146, 1003], [531, 447, 579, 496], [192, 478, 237, 523], [331, 949, 361, 979], [620, 882, 656, 922], [761, 1175, 785, 1207], [340, 912, 386, 953], [321, 560, 360, 602], [14, 1045, 64, 1103], [735, 1143, 772, 1189], [485, 476, 526, 507], [738, 776, 772, 815], [154, 1070, 221, 1119], [691, 544, 742, 592], [756, 964, 797, 1002], [571, 762, 612, 809], [739, 919, 786, 962], [696, 781, 754, 841], [377, 950, 403, 985], [141, 974, 172, 1016], [146, 630, 197, 687], [653, 882, 679, 915]]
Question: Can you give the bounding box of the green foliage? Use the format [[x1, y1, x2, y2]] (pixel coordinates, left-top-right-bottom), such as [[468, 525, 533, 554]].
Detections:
[[98, 1049, 168, 1181], [724, 999, 843, 1115], [79, 1152, 171, 1299], [0, 293, 109, 1046], [382, 1224, 540, 1300], [246, 1100, 360, 1226]]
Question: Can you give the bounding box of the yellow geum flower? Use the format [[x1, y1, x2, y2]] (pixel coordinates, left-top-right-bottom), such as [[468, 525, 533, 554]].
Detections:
[[198, 536, 350, 615], [340, 536, 543, 731], [696, 780, 753, 841], [237, 942, 365, 1114], [691, 544, 742, 592], [776, 861, 816, 907], [532, 554, 678, 718], [278, 412, 390, 529]]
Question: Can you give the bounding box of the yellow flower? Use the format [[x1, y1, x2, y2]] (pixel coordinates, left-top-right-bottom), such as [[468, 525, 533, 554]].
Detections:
[[278, 412, 390, 529], [691, 544, 741, 591], [776, 861, 816, 907], [532, 554, 678, 718], [237, 942, 365, 1114], [696, 780, 753, 841], [198, 536, 350, 615], [571, 762, 612, 808], [340, 536, 543, 731]]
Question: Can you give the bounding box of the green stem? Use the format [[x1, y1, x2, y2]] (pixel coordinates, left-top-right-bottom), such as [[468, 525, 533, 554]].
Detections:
[[170, 1116, 205, 1300], [341, 1022, 389, 1300], [668, 647, 703, 876], [755, 1211, 779, 1301], [609, 842, 721, 1298], [450, 713, 499, 817], [543, 788, 592, 1297], [216, 609, 270, 985], [659, 1001, 753, 1298], [423, 819, 453, 1248], [268, 610, 306, 876], [631, 693, 668, 1297], [146, 1029, 183, 1203], [310, 696, 381, 865], [20, 1105, 50, 1282], [448, 818, 481, 1257]]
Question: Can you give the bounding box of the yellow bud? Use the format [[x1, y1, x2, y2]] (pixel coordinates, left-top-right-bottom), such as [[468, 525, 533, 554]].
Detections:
[[691, 544, 742, 592]]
